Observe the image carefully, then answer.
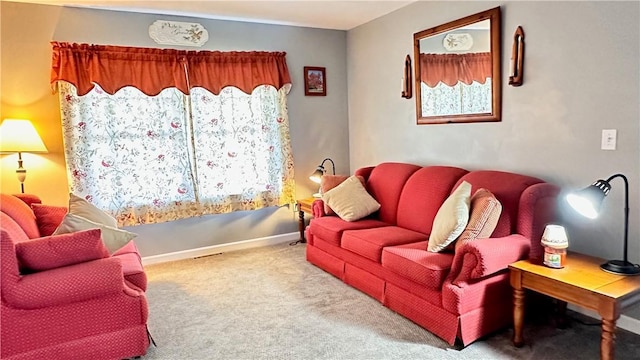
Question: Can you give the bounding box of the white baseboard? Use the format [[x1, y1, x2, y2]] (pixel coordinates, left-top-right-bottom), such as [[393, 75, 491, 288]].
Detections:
[[141, 232, 300, 266], [567, 304, 640, 335]]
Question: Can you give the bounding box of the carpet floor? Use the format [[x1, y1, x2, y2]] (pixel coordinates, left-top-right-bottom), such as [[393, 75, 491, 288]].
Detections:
[[142, 242, 640, 359]]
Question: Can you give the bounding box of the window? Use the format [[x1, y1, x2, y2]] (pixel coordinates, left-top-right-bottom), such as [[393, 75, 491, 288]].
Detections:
[[53, 43, 295, 226]]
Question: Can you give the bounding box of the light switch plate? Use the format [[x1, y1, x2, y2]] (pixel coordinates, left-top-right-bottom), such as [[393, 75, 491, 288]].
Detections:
[[601, 129, 617, 150]]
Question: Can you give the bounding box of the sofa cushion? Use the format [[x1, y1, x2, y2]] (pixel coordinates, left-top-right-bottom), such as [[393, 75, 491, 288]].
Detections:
[[309, 216, 388, 247], [365, 163, 421, 225], [321, 175, 366, 216], [428, 181, 472, 252], [322, 176, 381, 221], [382, 241, 455, 290], [15, 229, 109, 273], [342, 226, 428, 262], [396, 166, 468, 234], [53, 213, 136, 254], [454, 171, 543, 238], [0, 194, 40, 239], [32, 204, 67, 237], [453, 188, 502, 252]]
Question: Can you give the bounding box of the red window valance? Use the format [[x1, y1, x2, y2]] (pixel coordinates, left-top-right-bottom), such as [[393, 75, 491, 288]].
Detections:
[[50, 42, 292, 96], [420, 52, 492, 88]]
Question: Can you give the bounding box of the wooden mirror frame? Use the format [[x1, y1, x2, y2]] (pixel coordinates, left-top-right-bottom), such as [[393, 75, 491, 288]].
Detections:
[[413, 7, 501, 124]]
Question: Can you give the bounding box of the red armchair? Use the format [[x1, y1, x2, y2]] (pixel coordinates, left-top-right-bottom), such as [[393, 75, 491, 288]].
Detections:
[[0, 194, 150, 360]]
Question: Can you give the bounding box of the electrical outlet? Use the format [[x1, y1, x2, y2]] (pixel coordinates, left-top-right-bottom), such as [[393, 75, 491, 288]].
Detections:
[[601, 129, 617, 150]]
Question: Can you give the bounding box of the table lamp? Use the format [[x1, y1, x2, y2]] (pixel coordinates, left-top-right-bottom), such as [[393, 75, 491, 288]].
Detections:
[[309, 158, 335, 197], [566, 173, 640, 275], [0, 119, 48, 193]]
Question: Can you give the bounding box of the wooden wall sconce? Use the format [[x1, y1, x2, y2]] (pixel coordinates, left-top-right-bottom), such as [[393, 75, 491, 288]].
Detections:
[[509, 26, 525, 86], [401, 54, 412, 98]]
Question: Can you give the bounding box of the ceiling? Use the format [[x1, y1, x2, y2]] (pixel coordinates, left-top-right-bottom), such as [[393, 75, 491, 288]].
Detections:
[[9, 0, 416, 30]]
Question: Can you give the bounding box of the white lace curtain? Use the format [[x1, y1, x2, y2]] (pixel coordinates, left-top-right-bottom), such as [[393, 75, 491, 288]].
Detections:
[[58, 82, 295, 226], [420, 80, 492, 116]]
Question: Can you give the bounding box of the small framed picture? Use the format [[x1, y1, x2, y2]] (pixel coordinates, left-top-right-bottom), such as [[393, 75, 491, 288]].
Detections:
[[304, 66, 326, 96]]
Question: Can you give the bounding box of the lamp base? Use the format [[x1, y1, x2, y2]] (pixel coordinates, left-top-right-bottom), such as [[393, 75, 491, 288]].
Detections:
[[600, 260, 640, 276]]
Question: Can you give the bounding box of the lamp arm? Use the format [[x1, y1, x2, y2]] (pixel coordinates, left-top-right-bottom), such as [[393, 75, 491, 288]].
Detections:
[[321, 158, 336, 175], [606, 173, 629, 263]]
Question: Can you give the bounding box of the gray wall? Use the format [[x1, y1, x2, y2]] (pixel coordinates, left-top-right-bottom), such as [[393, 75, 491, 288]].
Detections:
[[1, 2, 350, 256], [347, 1, 640, 318]]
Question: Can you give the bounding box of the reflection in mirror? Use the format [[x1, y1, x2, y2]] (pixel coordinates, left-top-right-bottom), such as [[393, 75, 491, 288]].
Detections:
[[413, 7, 501, 124]]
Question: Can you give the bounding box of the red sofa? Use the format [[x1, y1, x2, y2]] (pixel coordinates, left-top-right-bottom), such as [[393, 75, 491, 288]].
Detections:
[[305, 162, 560, 346], [0, 194, 150, 360]]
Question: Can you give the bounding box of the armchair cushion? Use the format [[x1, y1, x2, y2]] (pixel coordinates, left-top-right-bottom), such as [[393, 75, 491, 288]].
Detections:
[[451, 235, 530, 285], [32, 204, 68, 237], [68, 193, 119, 228], [15, 228, 109, 273], [53, 213, 136, 253]]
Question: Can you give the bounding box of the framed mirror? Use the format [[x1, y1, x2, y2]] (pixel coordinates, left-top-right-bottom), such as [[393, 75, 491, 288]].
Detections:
[[413, 7, 501, 124]]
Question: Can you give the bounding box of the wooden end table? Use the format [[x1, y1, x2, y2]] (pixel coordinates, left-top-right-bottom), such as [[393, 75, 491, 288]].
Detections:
[[509, 252, 640, 360], [295, 197, 316, 243]]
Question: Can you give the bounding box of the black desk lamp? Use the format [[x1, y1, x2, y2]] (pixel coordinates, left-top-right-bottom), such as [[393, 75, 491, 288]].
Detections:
[[308, 158, 335, 197], [566, 173, 640, 275]]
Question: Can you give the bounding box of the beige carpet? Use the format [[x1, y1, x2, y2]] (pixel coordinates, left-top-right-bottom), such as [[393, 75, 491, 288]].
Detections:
[[142, 242, 640, 359]]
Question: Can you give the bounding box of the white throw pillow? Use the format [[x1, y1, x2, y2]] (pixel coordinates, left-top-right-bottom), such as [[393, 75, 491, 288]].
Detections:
[[322, 175, 380, 222], [427, 181, 472, 252], [53, 213, 136, 254], [68, 193, 118, 228]]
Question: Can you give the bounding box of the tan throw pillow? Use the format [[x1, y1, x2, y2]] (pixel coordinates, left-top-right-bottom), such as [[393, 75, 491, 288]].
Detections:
[[427, 181, 472, 252], [53, 213, 136, 254], [322, 175, 380, 222], [321, 175, 366, 215], [453, 188, 502, 252], [69, 193, 118, 228]]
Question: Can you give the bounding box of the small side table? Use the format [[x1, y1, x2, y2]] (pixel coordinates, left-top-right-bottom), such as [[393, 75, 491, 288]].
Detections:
[[509, 252, 640, 360], [295, 197, 316, 244]]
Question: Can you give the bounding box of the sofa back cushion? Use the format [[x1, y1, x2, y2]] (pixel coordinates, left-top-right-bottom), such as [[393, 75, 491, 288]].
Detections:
[[396, 166, 468, 235], [454, 171, 543, 238], [363, 163, 420, 225], [0, 194, 40, 239]]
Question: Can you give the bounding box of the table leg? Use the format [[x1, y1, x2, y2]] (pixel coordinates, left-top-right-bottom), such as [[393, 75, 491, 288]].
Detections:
[[513, 288, 525, 347], [297, 209, 306, 243], [555, 300, 568, 329], [601, 317, 617, 360]]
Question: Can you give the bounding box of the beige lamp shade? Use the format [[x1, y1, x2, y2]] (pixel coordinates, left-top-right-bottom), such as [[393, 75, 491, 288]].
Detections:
[[0, 119, 48, 153]]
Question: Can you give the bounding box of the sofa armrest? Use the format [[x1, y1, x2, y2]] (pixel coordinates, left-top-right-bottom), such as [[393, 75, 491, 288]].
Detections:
[[312, 199, 327, 218], [5, 257, 128, 309], [451, 234, 531, 285]]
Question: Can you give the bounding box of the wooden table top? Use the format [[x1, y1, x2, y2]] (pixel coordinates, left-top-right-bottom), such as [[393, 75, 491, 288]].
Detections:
[[509, 252, 640, 300]]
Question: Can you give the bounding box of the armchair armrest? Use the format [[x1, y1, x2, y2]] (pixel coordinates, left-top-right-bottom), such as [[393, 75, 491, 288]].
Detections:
[[5, 257, 129, 309], [451, 234, 531, 285], [16, 229, 109, 272], [312, 199, 327, 218]]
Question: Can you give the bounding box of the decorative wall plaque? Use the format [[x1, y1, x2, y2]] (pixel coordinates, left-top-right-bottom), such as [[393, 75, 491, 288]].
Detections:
[[442, 33, 473, 51], [149, 20, 209, 47]]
